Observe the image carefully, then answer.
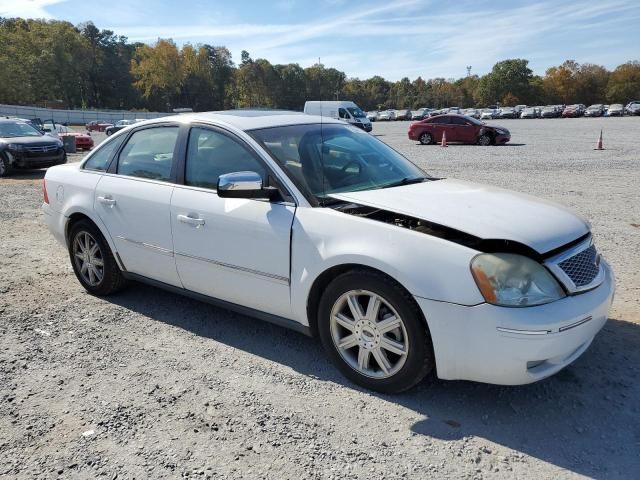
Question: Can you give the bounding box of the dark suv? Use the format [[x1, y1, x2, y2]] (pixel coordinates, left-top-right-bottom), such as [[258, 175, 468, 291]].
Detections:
[[0, 119, 66, 177]]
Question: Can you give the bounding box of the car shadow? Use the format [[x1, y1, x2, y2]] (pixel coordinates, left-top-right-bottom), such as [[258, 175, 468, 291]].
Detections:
[[109, 283, 639, 478]]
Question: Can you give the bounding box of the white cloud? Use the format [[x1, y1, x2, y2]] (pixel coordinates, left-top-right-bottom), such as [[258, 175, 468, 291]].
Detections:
[[13, 0, 638, 80], [0, 0, 67, 19]]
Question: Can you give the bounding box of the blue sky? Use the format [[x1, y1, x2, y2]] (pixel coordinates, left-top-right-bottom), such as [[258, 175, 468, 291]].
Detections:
[[2, 0, 639, 80]]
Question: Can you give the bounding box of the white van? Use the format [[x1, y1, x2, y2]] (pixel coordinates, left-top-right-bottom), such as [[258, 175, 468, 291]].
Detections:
[[303, 101, 372, 132]]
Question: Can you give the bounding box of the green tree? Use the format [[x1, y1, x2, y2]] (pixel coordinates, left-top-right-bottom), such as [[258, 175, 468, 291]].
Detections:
[[606, 61, 640, 103], [476, 59, 534, 106]]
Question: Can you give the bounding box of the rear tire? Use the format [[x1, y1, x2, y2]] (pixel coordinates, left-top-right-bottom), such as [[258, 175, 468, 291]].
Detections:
[[317, 269, 435, 393], [68, 220, 126, 296], [419, 132, 433, 145]]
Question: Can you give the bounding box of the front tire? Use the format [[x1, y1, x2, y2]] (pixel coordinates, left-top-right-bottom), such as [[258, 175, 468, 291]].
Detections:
[[318, 270, 435, 393], [478, 133, 492, 146], [0, 153, 12, 177], [68, 220, 126, 296], [419, 132, 433, 145]]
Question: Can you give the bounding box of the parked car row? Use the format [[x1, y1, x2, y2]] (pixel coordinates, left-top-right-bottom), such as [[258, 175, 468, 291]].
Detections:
[[368, 100, 639, 122]]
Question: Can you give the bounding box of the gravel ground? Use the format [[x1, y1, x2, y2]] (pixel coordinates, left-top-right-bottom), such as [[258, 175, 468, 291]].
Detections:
[[1, 118, 639, 479]]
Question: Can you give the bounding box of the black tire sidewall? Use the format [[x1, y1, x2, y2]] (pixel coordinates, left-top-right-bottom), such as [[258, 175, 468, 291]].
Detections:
[[317, 270, 434, 393], [68, 220, 123, 296], [0, 153, 12, 177]]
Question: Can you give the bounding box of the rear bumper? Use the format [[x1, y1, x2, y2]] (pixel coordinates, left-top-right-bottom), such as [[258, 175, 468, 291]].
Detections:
[[417, 260, 615, 385], [42, 203, 67, 247]]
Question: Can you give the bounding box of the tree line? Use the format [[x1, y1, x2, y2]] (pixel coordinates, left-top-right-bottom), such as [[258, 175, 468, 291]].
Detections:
[[1, 18, 639, 113]]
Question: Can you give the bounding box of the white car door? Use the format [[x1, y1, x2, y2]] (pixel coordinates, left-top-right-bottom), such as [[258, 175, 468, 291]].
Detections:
[[95, 124, 183, 287], [170, 126, 295, 318]]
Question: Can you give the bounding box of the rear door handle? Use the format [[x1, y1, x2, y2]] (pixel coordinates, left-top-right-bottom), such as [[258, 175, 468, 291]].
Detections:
[[97, 195, 116, 206], [177, 214, 205, 227]]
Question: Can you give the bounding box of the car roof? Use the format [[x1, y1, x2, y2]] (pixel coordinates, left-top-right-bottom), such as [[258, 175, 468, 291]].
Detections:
[[141, 109, 344, 131], [0, 118, 30, 123]]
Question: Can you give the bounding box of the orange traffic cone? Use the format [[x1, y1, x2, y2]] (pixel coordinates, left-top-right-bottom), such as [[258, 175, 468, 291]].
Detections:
[[594, 129, 604, 150], [441, 131, 448, 147]]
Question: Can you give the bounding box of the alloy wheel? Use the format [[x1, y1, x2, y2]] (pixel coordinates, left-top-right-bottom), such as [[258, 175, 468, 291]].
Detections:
[[73, 231, 104, 286], [330, 290, 409, 379], [479, 134, 491, 146]]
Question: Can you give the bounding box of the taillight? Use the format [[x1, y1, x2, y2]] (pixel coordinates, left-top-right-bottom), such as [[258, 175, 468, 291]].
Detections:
[[43, 179, 49, 204]]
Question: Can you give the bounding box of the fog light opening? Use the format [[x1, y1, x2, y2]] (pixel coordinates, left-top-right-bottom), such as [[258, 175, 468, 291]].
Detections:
[[527, 360, 546, 370]]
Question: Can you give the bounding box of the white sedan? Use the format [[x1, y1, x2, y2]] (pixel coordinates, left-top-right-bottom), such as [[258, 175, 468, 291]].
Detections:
[[42, 111, 615, 393]]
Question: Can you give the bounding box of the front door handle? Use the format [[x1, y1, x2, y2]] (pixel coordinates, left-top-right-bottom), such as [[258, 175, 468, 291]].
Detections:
[[97, 195, 116, 206], [177, 214, 205, 227]]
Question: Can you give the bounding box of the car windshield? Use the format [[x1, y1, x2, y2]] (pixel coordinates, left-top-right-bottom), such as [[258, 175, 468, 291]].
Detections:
[[250, 123, 428, 201], [347, 107, 366, 118], [464, 115, 483, 125], [0, 121, 43, 138]]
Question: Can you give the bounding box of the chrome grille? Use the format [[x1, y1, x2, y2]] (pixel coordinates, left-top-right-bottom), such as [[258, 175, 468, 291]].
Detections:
[[26, 144, 58, 153], [558, 244, 599, 287]]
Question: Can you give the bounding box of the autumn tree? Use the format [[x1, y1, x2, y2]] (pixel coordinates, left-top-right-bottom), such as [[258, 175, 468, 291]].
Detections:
[[130, 39, 182, 110]]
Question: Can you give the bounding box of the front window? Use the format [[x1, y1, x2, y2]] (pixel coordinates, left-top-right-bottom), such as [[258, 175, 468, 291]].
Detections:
[[347, 107, 366, 118], [185, 127, 266, 190], [251, 124, 427, 203], [0, 121, 43, 138]]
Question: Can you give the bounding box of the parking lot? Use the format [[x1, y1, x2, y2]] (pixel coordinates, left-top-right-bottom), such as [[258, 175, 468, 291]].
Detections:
[[1, 117, 639, 479]]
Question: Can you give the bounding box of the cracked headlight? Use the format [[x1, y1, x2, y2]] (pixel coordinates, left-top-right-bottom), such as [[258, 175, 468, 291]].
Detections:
[[471, 253, 565, 307]]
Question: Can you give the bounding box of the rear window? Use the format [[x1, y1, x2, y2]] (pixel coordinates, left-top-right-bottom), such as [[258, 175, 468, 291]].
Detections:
[[83, 135, 126, 172], [116, 127, 179, 181]]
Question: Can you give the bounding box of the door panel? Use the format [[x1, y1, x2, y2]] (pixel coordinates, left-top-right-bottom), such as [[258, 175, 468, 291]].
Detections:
[[95, 175, 181, 286], [171, 187, 295, 318]]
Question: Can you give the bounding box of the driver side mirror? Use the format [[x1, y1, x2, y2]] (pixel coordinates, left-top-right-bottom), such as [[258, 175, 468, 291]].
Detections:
[[216, 171, 280, 200]]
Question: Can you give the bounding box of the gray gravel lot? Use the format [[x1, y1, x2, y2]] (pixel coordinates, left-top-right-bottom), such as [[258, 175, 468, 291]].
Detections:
[[1, 118, 639, 479]]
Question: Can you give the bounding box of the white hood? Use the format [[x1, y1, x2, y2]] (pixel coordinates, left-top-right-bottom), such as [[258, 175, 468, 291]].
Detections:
[[330, 179, 590, 254]]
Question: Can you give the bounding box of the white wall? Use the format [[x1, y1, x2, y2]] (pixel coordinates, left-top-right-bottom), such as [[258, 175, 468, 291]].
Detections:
[[0, 104, 176, 124]]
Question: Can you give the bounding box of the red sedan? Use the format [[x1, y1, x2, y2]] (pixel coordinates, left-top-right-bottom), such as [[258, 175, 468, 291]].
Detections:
[[59, 129, 94, 150], [408, 114, 510, 146], [85, 121, 113, 132]]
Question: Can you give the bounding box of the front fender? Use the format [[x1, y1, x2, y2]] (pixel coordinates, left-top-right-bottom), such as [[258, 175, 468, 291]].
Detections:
[[290, 207, 485, 325]]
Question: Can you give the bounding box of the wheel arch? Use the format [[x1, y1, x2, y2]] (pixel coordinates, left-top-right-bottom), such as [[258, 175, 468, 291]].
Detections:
[[64, 209, 125, 271], [305, 263, 431, 340]]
